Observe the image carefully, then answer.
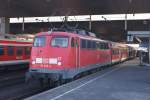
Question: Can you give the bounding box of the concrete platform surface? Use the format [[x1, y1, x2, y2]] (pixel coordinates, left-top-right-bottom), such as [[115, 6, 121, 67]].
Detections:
[[25, 59, 150, 100]]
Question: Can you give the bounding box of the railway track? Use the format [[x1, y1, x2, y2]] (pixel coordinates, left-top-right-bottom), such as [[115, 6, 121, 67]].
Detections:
[[0, 75, 25, 89], [0, 65, 50, 100], [0, 80, 52, 100], [0, 67, 27, 88]]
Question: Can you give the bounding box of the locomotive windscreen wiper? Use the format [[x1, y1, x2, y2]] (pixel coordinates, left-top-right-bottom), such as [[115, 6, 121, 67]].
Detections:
[[53, 45, 61, 48]]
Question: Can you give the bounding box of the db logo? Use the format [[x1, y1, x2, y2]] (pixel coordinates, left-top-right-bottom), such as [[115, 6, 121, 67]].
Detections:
[[58, 57, 62, 61]]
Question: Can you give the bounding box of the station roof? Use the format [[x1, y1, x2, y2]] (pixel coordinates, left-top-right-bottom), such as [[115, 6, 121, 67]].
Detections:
[[0, 0, 150, 17]]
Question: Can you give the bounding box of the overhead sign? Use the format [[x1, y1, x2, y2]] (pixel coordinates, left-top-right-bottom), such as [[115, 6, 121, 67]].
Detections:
[[127, 35, 133, 42], [128, 31, 150, 37]]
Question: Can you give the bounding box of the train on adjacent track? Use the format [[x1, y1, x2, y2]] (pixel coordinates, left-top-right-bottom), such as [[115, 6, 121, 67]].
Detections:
[[26, 28, 136, 82], [0, 34, 32, 70]]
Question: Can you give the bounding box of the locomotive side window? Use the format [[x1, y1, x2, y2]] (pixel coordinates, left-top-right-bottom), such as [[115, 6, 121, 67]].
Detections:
[[81, 39, 86, 49], [0, 46, 4, 55], [71, 38, 75, 47], [16, 47, 23, 56], [104, 43, 109, 49], [92, 41, 96, 49], [51, 37, 68, 48], [96, 42, 99, 49], [7, 46, 14, 56], [99, 42, 104, 49], [33, 36, 46, 47], [104, 43, 107, 49], [99, 42, 101, 49], [87, 40, 92, 49]]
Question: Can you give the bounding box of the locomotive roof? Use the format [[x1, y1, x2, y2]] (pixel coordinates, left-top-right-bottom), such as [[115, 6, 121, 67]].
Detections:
[[35, 31, 109, 43]]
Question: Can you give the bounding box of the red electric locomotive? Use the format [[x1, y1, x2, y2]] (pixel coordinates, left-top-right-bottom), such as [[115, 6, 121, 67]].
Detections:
[[26, 28, 130, 82], [0, 34, 32, 69]]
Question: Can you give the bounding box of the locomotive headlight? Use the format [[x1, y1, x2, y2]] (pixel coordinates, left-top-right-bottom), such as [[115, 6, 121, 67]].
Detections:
[[49, 58, 58, 64], [36, 58, 43, 64], [32, 61, 36, 64], [58, 62, 62, 66]]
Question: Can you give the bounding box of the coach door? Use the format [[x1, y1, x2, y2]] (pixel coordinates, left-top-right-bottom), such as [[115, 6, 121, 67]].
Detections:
[[75, 37, 80, 68]]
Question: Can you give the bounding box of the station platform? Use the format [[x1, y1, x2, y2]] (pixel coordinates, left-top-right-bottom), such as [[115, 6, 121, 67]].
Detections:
[[26, 59, 150, 100]]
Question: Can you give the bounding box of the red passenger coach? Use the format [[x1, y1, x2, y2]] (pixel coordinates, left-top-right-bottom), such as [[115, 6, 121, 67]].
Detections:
[[111, 42, 122, 64], [111, 42, 129, 64], [0, 34, 32, 68], [27, 29, 112, 81]]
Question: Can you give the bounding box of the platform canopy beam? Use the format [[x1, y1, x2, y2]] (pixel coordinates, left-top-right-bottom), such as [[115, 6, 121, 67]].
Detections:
[[0, 0, 150, 17]]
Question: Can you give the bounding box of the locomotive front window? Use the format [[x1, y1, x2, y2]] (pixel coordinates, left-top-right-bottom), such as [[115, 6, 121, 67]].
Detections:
[[33, 36, 46, 47], [51, 37, 68, 48]]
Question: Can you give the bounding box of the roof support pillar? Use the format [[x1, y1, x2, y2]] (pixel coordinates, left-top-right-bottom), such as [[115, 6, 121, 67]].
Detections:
[[89, 15, 92, 31], [22, 17, 25, 33], [124, 14, 128, 32], [149, 38, 150, 64], [0, 17, 10, 34]]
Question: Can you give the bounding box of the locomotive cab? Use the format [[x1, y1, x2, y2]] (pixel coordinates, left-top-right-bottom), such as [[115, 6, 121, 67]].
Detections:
[[27, 32, 80, 81]]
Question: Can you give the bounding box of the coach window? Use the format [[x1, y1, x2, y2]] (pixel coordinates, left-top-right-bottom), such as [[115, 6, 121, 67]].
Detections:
[[117, 49, 119, 54], [17, 47, 23, 56], [103, 43, 106, 49], [96, 42, 99, 49], [105, 43, 108, 49], [99, 42, 101, 49], [104, 43, 108, 50], [0, 46, 4, 55], [100, 43, 104, 49], [51, 37, 69, 48], [102, 43, 105, 49], [25, 47, 31, 55], [112, 50, 115, 54], [104, 43, 109, 49], [7, 46, 14, 56]]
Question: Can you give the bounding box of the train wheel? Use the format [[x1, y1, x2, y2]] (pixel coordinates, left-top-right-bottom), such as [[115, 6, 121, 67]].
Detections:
[[48, 79, 54, 88], [25, 72, 32, 84], [54, 76, 63, 86], [25, 77, 30, 84], [66, 78, 73, 83], [39, 78, 44, 87]]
